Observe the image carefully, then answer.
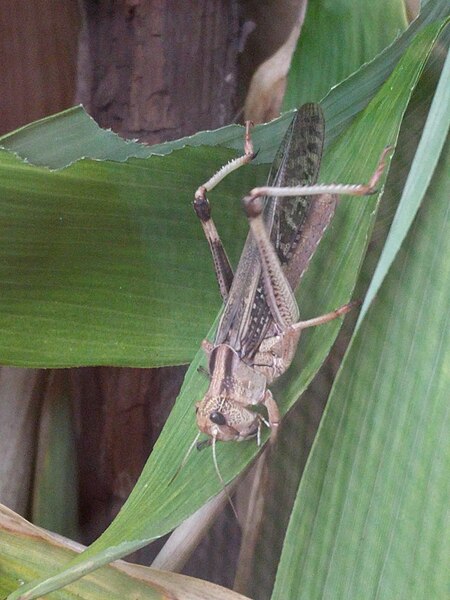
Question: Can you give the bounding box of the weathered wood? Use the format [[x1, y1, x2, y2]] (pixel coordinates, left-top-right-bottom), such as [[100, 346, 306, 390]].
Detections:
[[77, 0, 238, 143]]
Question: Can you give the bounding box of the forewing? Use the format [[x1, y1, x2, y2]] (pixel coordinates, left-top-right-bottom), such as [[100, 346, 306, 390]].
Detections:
[[271, 103, 325, 274], [216, 104, 331, 359]]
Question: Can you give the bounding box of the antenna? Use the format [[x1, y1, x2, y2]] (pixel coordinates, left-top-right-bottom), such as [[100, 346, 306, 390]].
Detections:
[[212, 434, 239, 520], [169, 432, 201, 485]]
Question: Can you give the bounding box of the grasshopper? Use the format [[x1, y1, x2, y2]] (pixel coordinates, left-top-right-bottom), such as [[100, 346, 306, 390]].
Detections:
[[192, 103, 390, 451]]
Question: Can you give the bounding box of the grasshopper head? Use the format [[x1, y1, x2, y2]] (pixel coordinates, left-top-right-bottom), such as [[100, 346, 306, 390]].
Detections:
[[195, 395, 259, 442]]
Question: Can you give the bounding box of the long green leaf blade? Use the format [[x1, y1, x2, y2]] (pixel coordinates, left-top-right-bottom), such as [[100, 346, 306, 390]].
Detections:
[[359, 42, 450, 321], [272, 131, 450, 600]]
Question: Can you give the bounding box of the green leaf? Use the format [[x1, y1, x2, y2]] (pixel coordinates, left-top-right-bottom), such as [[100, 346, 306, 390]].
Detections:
[[271, 116, 450, 600], [7, 17, 447, 600], [0, 144, 255, 367], [359, 42, 450, 319], [270, 22, 450, 599], [247, 23, 450, 600], [283, 0, 407, 109]]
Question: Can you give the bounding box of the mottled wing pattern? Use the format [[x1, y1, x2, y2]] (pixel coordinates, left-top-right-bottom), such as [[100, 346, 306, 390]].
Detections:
[[216, 104, 332, 360], [271, 104, 325, 271]]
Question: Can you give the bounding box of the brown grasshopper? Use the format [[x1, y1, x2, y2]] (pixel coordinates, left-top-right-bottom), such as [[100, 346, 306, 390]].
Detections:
[[192, 103, 390, 451]]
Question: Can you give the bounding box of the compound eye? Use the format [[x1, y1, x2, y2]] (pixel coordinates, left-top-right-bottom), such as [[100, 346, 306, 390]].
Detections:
[[209, 410, 226, 425]]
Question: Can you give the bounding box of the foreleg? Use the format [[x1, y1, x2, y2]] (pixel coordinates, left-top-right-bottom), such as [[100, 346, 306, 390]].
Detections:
[[194, 121, 256, 302]]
